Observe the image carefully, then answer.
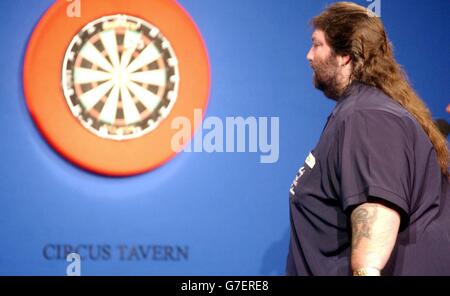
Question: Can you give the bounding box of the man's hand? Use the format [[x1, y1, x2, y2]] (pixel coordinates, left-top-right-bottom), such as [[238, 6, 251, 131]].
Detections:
[[350, 202, 401, 276]]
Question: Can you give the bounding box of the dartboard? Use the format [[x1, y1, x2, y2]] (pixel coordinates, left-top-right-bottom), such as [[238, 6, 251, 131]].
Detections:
[[62, 15, 179, 141], [23, 0, 210, 176]]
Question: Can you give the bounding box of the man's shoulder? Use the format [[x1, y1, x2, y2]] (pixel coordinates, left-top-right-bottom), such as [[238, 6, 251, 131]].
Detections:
[[338, 83, 416, 127], [331, 83, 425, 147], [357, 84, 407, 114]]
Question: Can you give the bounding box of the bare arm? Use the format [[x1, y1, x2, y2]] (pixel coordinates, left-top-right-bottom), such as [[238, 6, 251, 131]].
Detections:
[[350, 202, 401, 276]]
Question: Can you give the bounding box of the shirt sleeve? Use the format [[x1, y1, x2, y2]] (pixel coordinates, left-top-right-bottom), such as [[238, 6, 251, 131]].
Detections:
[[336, 110, 413, 223]]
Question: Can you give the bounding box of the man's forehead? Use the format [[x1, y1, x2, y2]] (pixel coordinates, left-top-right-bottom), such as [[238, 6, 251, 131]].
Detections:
[[312, 30, 326, 41]]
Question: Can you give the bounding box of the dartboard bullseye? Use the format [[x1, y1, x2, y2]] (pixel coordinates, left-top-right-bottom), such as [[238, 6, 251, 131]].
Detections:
[[23, 0, 210, 176], [62, 15, 180, 141]]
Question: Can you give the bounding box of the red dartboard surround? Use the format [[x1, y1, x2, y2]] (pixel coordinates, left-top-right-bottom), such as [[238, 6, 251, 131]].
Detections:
[[23, 0, 210, 176]]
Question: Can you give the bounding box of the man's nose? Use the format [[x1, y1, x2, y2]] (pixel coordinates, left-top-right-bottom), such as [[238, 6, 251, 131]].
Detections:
[[306, 48, 313, 63]]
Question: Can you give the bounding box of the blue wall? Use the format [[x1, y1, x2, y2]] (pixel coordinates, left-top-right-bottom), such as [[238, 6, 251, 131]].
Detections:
[[0, 0, 448, 275]]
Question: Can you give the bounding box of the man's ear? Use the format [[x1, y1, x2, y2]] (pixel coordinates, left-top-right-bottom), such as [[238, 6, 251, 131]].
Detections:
[[338, 55, 352, 66]]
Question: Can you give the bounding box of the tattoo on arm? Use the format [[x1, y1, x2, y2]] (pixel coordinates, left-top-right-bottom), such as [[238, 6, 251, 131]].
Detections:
[[351, 205, 378, 250]]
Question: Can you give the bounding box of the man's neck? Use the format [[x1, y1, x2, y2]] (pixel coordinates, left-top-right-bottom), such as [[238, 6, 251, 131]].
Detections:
[[337, 79, 356, 101]]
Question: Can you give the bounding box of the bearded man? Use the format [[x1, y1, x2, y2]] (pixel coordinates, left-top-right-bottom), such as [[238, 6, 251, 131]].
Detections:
[[286, 2, 449, 276]]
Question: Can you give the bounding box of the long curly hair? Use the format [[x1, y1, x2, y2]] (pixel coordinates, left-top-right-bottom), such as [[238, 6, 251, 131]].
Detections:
[[311, 2, 449, 177]]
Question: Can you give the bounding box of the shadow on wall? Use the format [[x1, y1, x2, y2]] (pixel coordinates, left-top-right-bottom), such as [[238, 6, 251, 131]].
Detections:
[[435, 119, 449, 138], [260, 227, 290, 275]]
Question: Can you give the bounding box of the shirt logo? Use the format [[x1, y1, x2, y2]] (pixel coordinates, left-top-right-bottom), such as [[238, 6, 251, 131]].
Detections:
[[289, 152, 316, 195], [289, 166, 305, 195], [305, 152, 316, 169]]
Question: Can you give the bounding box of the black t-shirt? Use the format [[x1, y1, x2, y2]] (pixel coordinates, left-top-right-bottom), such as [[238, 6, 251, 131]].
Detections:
[[286, 81, 450, 276]]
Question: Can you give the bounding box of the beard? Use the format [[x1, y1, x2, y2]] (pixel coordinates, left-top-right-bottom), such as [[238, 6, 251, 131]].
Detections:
[[311, 54, 346, 100]]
